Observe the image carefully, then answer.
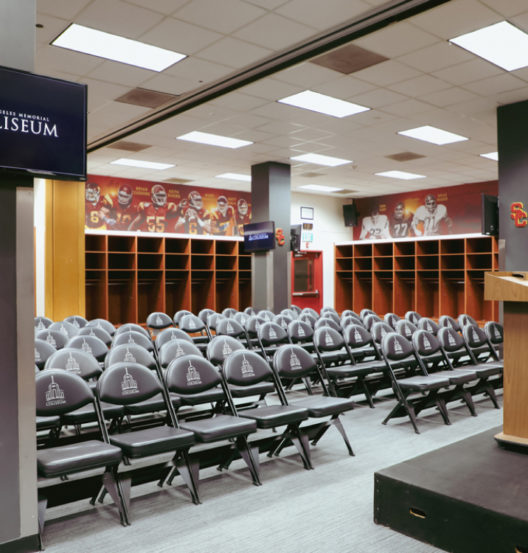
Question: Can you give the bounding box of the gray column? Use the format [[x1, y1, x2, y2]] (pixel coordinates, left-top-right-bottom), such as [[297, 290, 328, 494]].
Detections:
[[251, 162, 291, 312], [0, 1, 38, 550], [497, 100, 528, 270]]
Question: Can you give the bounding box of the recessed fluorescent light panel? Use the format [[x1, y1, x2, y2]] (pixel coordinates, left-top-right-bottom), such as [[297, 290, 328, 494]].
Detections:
[[299, 184, 344, 192], [177, 131, 252, 149], [278, 90, 370, 118], [376, 170, 425, 180], [450, 21, 528, 71], [398, 125, 468, 145], [111, 158, 174, 170], [216, 173, 251, 182], [52, 24, 186, 71], [291, 153, 352, 167], [480, 151, 499, 161]]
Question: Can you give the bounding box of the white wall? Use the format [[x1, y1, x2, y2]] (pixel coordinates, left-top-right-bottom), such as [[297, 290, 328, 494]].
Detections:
[[291, 192, 352, 308]]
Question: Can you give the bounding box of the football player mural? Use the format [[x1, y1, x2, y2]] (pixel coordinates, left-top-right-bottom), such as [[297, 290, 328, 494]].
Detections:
[[85, 175, 251, 236]]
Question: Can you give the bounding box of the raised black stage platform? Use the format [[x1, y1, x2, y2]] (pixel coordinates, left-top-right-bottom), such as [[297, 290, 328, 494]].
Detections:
[[374, 427, 528, 553]]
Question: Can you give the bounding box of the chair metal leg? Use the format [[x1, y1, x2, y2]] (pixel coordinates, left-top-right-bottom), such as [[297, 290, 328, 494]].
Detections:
[[360, 378, 375, 408], [310, 421, 331, 447], [461, 389, 477, 416], [331, 415, 354, 456], [290, 427, 313, 470], [37, 495, 47, 549], [174, 450, 201, 504], [484, 383, 500, 409], [236, 436, 262, 486], [102, 467, 130, 526]]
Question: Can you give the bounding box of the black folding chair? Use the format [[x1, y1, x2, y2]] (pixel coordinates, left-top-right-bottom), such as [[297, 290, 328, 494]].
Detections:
[[404, 310, 422, 325], [35, 315, 53, 331], [112, 330, 154, 354], [78, 325, 113, 347], [383, 312, 400, 329], [257, 321, 290, 361], [146, 311, 174, 338], [484, 321, 503, 359], [222, 307, 238, 318], [66, 334, 108, 363], [64, 315, 88, 329], [35, 338, 56, 371], [417, 317, 440, 335], [179, 314, 211, 352], [36, 329, 68, 350], [216, 318, 252, 349], [114, 323, 150, 339], [155, 328, 194, 354], [49, 320, 79, 340], [395, 319, 417, 340], [86, 318, 116, 336]]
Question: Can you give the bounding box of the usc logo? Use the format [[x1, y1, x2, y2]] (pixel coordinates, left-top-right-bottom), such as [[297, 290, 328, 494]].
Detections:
[[511, 202, 528, 227], [275, 227, 285, 246]]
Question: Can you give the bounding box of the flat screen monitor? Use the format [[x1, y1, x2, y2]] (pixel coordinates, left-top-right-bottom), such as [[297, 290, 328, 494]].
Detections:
[[243, 221, 275, 252], [481, 194, 498, 236], [0, 65, 87, 180]]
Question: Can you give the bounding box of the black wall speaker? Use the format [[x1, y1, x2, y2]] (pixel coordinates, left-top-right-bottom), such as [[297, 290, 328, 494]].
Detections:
[[290, 224, 302, 252], [343, 203, 358, 227], [481, 194, 498, 236]]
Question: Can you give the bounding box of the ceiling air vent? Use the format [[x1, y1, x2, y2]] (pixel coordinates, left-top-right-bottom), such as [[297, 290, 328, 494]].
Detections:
[[115, 88, 179, 109], [310, 43, 387, 74], [385, 152, 425, 162], [108, 141, 151, 152]]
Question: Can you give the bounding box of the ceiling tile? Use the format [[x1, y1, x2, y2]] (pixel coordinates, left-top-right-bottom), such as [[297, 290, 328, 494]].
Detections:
[[164, 57, 233, 83], [352, 88, 408, 108], [398, 41, 473, 72], [462, 74, 527, 96], [243, 0, 289, 8], [431, 58, 502, 86], [37, 44, 103, 76], [125, 0, 189, 15], [418, 87, 477, 108], [36, 0, 91, 21], [240, 78, 300, 100], [389, 74, 451, 96], [197, 37, 273, 68], [380, 98, 434, 117], [353, 60, 421, 87], [85, 59, 155, 87], [479, 0, 528, 17], [140, 73, 197, 95]]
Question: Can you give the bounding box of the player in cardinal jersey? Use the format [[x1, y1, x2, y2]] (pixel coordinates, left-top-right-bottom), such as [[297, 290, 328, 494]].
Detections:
[[183, 191, 211, 235], [85, 182, 111, 230], [389, 202, 413, 238], [359, 205, 390, 240], [105, 184, 136, 231], [211, 196, 235, 236], [411, 194, 452, 236], [128, 184, 178, 232], [235, 198, 251, 236]]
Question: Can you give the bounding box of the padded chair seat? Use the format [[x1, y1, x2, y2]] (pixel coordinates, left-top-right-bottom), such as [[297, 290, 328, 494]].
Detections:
[[325, 362, 381, 378], [239, 404, 309, 429], [428, 368, 477, 385], [291, 396, 355, 417], [459, 363, 502, 378], [229, 381, 275, 398], [318, 350, 349, 364], [175, 387, 225, 406], [181, 414, 256, 442], [61, 402, 125, 425], [36, 415, 60, 431], [397, 375, 450, 391], [109, 426, 195, 458], [349, 345, 377, 360], [123, 393, 181, 415], [37, 439, 122, 478]]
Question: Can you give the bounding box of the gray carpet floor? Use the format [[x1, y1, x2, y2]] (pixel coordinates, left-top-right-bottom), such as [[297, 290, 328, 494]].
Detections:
[[40, 391, 503, 553]]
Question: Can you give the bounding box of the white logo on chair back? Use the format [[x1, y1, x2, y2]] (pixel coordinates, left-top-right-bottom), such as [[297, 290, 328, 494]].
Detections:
[[46, 333, 56, 348], [186, 361, 202, 386], [65, 352, 80, 373], [422, 335, 432, 351], [59, 325, 68, 336], [494, 327, 501, 339], [241, 355, 255, 378], [37, 321, 45, 331], [324, 331, 334, 346], [448, 332, 457, 347], [188, 318, 196, 329], [124, 348, 136, 363], [222, 339, 232, 357], [155, 315, 163, 326], [297, 325, 305, 337], [393, 337, 403, 355], [226, 322, 234, 334], [175, 343, 185, 358], [127, 332, 135, 344], [425, 321, 433, 332], [45, 376, 66, 406], [269, 326, 277, 340], [35, 348, 41, 362], [97, 321, 103, 330], [81, 339, 92, 355], [471, 327, 478, 342], [89, 328, 96, 337], [121, 368, 139, 395], [72, 319, 80, 329], [290, 350, 302, 371], [353, 328, 362, 343]]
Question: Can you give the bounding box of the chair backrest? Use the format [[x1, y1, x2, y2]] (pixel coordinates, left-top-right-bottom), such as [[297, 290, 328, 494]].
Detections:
[[287, 320, 314, 343], [48, 320, 79, 339], [383, 312, 400, 329], [280, 308, 297, 320], [395, 319, 417, 340], [115, 323, 150, 338], [321, 306, 338, 316], [198, 308, 216, 324], [437, 326, 466, 353], [243, 306, 257, 316], [363, 313, 382, 331], [290, 305, 301, 315], [35, 338, 57, 370], [258, 309, 275, 322], [159, 339, 202, 368], [78, 325, 113, 346], [341, 314, 363, 329], [370, 321, 395, 345], [404, 311, 422, 325], [360, 308, 376, 320], [112, 330, 153, 352], [298, 313, 317, 328], [206, 336, 245, 365], [156, 327, 193, 349], [206, 313, 225, 331], [233, 312, 249, 327], [412, 330, 443, 358], [273, 314, 293, 330], [257, 321, 288, 346], [417, 317, 440, 335], [215, 318, 247, 339], [462, 323, 495, 356], [35, 316, 53, 331], [173, 309, 192, 326], [273, 344, 317, 380], [66, 335, 108, 361], [179, 314, 208, 335], [36, 329, 68, 350], [458, 313, 477, 328], [381, 332, 416, 362], [45, 348, 102, 379], [64, 315, 88, 329], [146, 311, 173, 330], [301, 307, 319, 319], [105, 343, 157, 371], [321, 311, 340, 324], [343, 324, 374, 350], [86, 318, 116, 336], [438, 315, 460, 332], [340, 309, 358, 319], [165, 354, 222, 394], [313, 326, 345, 352], [223, 349, 275, 387], [221, 307, 238, 318], [314, 317, 342, 333], [98, 362, 163, 405], [484, 321, 503, 345], [36, 369, 95, 417], [245, 315, 267, 336]]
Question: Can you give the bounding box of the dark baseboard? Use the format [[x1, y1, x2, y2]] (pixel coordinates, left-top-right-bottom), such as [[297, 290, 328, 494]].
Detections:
[[0, 534, 40, 553]]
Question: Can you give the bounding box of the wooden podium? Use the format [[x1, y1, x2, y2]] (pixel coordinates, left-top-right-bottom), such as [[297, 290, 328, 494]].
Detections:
[[485, 271, 528, 448]]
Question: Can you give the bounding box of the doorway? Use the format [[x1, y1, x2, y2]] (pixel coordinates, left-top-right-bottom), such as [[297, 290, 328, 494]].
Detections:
[[291, 250, 323, 312]]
